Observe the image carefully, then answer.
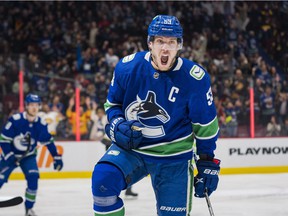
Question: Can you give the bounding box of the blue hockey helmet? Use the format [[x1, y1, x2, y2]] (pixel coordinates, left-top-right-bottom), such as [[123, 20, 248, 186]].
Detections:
[[25, 93, 42, 105], [148, 15, 183, 42]]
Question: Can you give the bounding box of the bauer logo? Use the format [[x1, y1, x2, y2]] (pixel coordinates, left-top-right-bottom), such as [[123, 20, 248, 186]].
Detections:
[[160, 206, 186, 212], [204, 169, 219, 175], [108, 150, 120, 156]]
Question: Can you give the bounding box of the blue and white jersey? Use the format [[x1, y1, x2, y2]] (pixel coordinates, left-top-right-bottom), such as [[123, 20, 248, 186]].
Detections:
[[105, 51, 219, 162], [0, 112, 54, 159]]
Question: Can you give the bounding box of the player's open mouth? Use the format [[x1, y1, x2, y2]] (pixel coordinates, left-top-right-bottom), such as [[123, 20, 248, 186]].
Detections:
[[161, 56, 168, 65]]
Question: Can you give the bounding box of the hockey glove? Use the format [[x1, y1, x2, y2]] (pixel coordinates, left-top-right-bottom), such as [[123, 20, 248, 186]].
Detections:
[[53, 155, 63, 171], [105, 117, 143, 150], [194, 158, 220, 198]]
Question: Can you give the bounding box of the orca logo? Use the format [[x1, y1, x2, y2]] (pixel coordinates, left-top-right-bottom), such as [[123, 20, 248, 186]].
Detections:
[[125, 91, 170, 138], [14, 132, 33, 152]]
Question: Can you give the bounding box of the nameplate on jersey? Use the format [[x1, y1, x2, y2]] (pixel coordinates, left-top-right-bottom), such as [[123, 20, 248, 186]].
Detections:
[[190, 65, 205, 80], [122, 53, 136, 63]]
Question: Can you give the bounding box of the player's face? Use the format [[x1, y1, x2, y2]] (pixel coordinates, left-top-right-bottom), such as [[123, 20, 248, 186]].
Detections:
[[149, 36, 180, 71], [26, 102, 40, 117]]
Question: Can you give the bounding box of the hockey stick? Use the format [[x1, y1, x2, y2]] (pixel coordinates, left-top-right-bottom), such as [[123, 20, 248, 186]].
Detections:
[[204, 189, 215, 216], [0, 196, 23, 208]]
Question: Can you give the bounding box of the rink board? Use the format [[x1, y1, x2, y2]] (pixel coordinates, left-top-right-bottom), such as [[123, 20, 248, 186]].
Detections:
[[8, 138, 288, 179], [216, 137, 288, 174]]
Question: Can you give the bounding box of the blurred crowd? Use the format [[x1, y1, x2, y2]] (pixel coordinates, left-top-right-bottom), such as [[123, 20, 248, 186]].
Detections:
[[0, 1, 288, 139]]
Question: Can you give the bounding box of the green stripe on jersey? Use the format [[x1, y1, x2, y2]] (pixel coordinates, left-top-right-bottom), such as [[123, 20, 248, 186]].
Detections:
[[192, 117, 219, 139], [104, 101, 112, 112], [134, 135, 194, 157], [104, 100, 122, 112]]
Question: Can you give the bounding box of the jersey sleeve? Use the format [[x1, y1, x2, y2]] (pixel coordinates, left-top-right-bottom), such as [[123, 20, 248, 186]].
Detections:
[[0, 116, 16, 155], [37, 118, 59, 157], [104, 58, 130, 122], [37, 118, 53, 144], [188, 71, 219, 157], [1, 116, 16, 140]]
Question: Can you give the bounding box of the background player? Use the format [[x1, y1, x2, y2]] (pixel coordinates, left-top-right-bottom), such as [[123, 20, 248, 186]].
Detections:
[[0, 93, 63, 216], [91, 15, 220, 216]]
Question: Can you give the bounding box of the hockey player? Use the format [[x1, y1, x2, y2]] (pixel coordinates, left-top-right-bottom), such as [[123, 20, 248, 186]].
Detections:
[[91, 15, 220, 216], [0, 93, 63, 216]]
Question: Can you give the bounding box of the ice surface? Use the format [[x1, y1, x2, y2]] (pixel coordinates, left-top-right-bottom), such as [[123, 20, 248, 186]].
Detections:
[[1, 173, 288, 216]]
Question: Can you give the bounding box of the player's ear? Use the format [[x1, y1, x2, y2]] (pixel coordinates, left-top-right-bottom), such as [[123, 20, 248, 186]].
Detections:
[[148, 41, 152, 50]]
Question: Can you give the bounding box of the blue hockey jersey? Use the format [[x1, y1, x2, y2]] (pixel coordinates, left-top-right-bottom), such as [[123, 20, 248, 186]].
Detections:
[[0, 112, 58, 159], [104, 51, 219, 161]]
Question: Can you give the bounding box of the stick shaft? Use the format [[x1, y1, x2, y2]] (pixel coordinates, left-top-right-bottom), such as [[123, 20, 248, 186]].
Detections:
[[205, 190, 215, 216]]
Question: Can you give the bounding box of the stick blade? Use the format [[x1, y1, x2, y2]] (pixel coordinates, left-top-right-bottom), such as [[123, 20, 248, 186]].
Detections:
[[0, 196, 23, 208]]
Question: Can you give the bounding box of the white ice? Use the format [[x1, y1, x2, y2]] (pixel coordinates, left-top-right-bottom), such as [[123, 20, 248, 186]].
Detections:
[[1, 173, 288, 216]]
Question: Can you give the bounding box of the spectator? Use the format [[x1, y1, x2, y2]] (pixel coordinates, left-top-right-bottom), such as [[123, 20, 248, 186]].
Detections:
[[266, 115, 281, 136], [281, 117, 288, 136], [278, 92, 288, 125], [38, 103, 65, 136], [66, 96, 91, 140], [89, 103, 108, 142], [105, 47, 119, 68], [224, 101, 238, 137], [49, 95, 64, 115], [89, 21, 99, 48], [260, 85, 276, 126]]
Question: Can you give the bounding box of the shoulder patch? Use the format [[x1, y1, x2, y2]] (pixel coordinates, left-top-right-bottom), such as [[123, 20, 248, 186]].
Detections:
[[189, 65, 205, 80], [122, 53, 136, 63], [12, 113, 21, 120], [5, 121, 12, 130]]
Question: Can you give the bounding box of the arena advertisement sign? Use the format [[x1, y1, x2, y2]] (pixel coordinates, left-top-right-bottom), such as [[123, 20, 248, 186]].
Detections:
[[216, 138, 288, 174]]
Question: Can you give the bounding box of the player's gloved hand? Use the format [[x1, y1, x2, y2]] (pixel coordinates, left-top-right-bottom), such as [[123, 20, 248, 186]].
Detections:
[[53, 155, 63, 171], [105, 117, 143, 150], [4, 152, 17, 166], [194, 158, 220, 198]]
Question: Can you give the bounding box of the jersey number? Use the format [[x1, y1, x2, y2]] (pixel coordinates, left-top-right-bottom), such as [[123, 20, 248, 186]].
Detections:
[[206, 87, 213, 106]]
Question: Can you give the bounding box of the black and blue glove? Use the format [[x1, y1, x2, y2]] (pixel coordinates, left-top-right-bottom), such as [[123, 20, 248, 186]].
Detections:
[[194, 158, 220, 198], [105, 117, 143, 150], [53, 155, 63, 171]]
